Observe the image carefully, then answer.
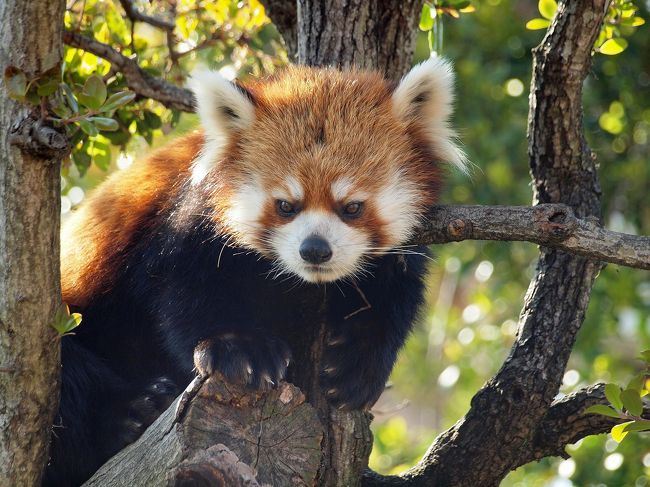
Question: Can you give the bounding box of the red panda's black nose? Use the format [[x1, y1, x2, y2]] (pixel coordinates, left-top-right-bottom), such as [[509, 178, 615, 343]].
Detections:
[[300, 236, 332, 264]]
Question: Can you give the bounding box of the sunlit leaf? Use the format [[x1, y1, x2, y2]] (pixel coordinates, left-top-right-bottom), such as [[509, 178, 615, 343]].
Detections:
[[526, 18, 550, 30], [51, 304, 82, 336], [632, 16, 645, 27], [611, 421, 634, 442], [420, 4, 434, 31], [538, 0, 557, 20], [599, 38, 628, 55]]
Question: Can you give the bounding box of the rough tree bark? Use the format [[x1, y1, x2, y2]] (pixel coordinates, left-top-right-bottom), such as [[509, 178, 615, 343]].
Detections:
[[0, 0, 66, 485], [71, 0, 649, 486]]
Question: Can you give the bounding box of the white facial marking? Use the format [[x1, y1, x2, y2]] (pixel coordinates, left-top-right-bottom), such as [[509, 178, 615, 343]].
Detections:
[[331, 177, 370, 202], [375, 171, 421, 245], [331, 178, 353, 201], [270, 210, 369, 283], [225, 178, 266, 239], [285, 176, 304, 201]]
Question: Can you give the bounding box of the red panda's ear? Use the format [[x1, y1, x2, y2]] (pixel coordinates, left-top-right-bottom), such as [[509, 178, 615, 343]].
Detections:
[[392, 57, 467, 173], [189, 69, 255, 136]]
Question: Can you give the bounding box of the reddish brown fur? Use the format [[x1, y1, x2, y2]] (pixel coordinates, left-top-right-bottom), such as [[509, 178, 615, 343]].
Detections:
[[63, 66, 444, 305], [61, 132, 203, 307], [206, 66, 441, 248]]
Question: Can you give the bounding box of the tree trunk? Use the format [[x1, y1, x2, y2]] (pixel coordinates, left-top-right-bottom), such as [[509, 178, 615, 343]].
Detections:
[[0, 0, 66, 485]]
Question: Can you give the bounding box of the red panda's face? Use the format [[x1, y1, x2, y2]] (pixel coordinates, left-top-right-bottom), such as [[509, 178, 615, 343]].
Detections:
[[189, 59, 465, 283]]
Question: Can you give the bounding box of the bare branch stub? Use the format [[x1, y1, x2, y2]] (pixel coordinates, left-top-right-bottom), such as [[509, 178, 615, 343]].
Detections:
[[8, 113, 71, 160]]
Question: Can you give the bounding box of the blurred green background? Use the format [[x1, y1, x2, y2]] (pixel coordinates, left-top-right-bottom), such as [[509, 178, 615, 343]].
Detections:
[[61, 1, 650, 485]]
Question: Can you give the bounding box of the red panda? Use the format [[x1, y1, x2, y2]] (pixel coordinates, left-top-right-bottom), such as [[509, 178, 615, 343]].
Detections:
[[47, 57, 464, 486]]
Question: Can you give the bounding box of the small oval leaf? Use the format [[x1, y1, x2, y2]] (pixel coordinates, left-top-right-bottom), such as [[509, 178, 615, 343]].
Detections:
[[78, 119, 99, 137], [89, 117, 119, 131], [599, 38, 628, 56], [526, 18, 550, 30], [605, 383, 623, 411], [538, 0, 557, 20], [585, 404, 621, 418], [620, 388, 644, 416], [102, 91, 136, 112]]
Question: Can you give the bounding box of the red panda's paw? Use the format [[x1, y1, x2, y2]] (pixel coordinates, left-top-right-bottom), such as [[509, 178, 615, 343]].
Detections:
[[103, 377, 179, 455], [320, 362, 386, 411], [193, 333, 292, 390]]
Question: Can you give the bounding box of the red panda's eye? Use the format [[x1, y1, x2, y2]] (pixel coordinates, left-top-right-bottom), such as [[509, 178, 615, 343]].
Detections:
[[342, 202, 364, 218], [276, 200, 297, 217]]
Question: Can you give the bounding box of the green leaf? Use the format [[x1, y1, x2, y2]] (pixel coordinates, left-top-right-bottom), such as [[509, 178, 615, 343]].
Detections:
[[62, 83, 79, 113], [72, 150, 91, 176], [585, 405, 621, 418], [599, 38, 628, 55], [623, 420, 650, 433], [101, 91, 136, 112], [620, 388, 644, 416], [419, 3, 434, 31], [143, 111, 162, 129], [51, 101, 72, 119], [538, 0, 557, 20], [78, 119, 99, 137], [4, 66, 28, 101], [632, 16, 645, 27], [78, 75, 107, 110], [611, 421, 633, 443], [605, 383, 623, 411], [628, 373, 645, 391], [526, 18, 550, 30], [89, 117, 119, 131], [36, 78, 60, 97], [51, 304, 82, 336]]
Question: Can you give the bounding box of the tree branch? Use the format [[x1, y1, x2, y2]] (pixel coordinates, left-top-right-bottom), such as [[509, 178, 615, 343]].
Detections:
[[413, 204, 650, 270], [62, 30, 194, 112], [521, 383, 648, 465], [117, 0, 175, 31]]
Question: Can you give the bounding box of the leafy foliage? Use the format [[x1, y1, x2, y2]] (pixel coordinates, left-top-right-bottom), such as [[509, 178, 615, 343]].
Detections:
[[51, 304, 82, 336], [587, 352, 650, 442]]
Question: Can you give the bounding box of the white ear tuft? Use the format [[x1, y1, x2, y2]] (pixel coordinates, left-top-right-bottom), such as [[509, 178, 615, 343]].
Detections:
[[392, 56, 467, 173], [187, 69, 255, 184], [188, 69, 255, 137]]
